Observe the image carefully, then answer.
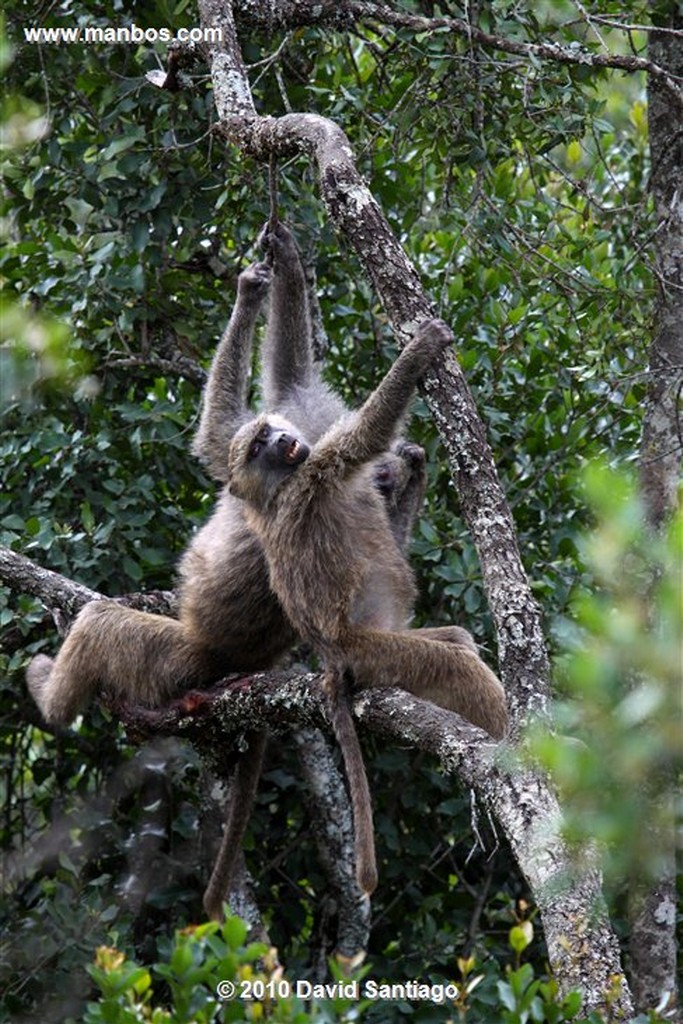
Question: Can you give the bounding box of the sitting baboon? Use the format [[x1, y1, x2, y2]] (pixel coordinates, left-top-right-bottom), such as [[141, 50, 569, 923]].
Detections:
[[27, 223, 426, 726], [226, 317, 508, 892]]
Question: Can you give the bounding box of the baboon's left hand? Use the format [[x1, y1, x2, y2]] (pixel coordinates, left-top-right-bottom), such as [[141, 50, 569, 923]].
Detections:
[[414, 317, 454, 358]]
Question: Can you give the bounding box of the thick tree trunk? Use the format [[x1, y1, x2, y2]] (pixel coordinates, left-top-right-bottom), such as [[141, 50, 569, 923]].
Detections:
[[629, 7, 683, 1019], [641, 9, 683, 533], [643, 12, 683, 532], [293, 728, 372, 966]]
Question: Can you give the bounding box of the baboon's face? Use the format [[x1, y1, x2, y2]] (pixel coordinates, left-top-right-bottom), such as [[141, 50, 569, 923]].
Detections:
[[246, 421, 308, 470], [228, 417, 309, 505]]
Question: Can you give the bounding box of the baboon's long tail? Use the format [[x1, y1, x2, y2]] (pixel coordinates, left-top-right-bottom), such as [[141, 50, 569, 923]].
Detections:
[[203, 729, 268, 920], [324, 669, 377, 895]]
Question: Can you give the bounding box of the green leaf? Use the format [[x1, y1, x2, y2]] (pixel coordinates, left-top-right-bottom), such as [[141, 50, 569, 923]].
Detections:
[[222, 916, 248, 950], [509, 921, 534, 954]]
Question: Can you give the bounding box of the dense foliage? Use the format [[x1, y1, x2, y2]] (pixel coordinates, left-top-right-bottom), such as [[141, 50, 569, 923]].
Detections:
[[1, 1, 673, 1021]]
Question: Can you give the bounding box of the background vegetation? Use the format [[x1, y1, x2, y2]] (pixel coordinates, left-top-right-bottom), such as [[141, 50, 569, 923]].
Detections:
[[1, 1, 678, 1021]]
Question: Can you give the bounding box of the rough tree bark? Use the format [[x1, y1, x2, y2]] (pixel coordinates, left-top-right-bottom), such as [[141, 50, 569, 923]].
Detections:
[[628, 5, 683, 1019], [641, 7, 683, 531], [0, 547, 177, 619], [293, 729, 372, 969]]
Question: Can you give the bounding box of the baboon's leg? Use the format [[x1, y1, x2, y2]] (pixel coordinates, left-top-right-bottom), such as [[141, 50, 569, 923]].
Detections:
[[203, 730, 268, 921], [27, 600, 220, 727], [322, 668, 377, 895], [344, 628, 508, 739], [411, 625, 478, 652]]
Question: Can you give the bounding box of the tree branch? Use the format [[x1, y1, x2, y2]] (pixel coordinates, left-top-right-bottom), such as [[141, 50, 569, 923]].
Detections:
[[0, 546, 177, 621], [115, 655, 628, 1010], [228, 0, 683, 111], [0, 546, 101, 617]]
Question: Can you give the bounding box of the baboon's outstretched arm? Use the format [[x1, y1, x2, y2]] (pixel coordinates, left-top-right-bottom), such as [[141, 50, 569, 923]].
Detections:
[[259, 223, 314, 407], [324, 319, 452, 471], [193, 263, 271, 480]]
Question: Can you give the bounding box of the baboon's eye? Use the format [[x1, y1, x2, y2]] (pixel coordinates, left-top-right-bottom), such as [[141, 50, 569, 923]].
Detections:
[[248, 424, 270, 460]]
